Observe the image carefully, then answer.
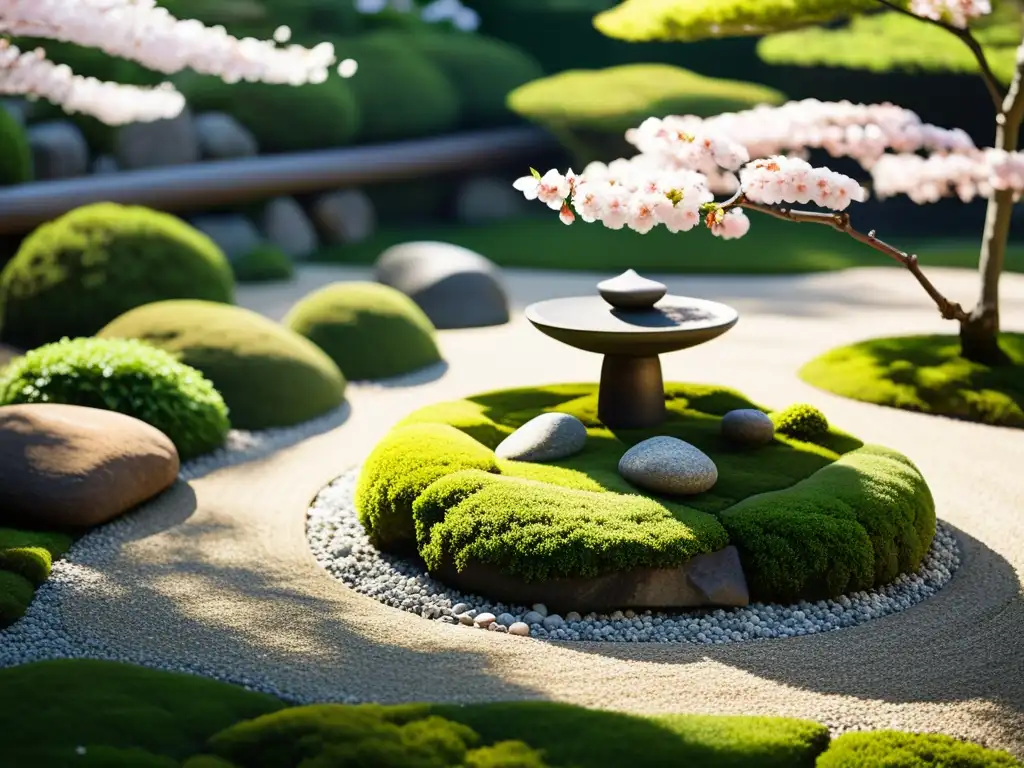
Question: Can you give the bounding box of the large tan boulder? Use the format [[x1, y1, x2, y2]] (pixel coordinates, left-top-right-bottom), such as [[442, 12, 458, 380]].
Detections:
[[0, 404, 180, 529]]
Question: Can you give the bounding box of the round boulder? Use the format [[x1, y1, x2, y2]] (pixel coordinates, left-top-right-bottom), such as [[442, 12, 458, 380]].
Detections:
[[0, 403, 179, 529], [618, 436, 718, 496], [284, 282, 442, 381], [374, 241, 509, 330], [99, 300, 346, 431], [495, 412, 587, 463], [721, 409, 775, 446]]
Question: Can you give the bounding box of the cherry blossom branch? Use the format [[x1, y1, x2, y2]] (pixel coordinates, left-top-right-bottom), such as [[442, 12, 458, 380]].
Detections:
[[0, 40, 185, 124], [874, 0, 1004, 110], [721, 192, 970, 321]]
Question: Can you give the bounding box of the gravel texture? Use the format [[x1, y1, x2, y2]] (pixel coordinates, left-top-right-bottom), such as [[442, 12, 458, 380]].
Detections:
[[307, 467, 961, 644]]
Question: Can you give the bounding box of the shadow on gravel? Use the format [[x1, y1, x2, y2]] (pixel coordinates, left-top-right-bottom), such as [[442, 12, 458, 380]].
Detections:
[[565, 522, 1024, 746]]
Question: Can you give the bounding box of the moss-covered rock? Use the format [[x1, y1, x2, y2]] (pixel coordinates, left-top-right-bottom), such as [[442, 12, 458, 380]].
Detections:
[[0, 107, 32, 186], [99, 300, 345, 431], [818, 730, 1022, 767], [356, 383, 935, 600], [771, 403, 829, 441], [0, 527, 73, 628], [329, 33, 461, 143], [284, 282, 442, 381], [0, 337, 230, 459], [508, 63, 786, 164], [178, 75, 361, 153], [0, 203, 234, 350]]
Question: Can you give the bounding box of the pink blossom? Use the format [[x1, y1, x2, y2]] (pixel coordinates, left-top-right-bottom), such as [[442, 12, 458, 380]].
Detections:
[[709, 209, 751, 240], [909, 0, 992, 28]]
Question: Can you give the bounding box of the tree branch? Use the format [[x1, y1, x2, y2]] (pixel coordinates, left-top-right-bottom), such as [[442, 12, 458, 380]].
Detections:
[[722, 194, 970, 321], [874, 0, 1005, 111]]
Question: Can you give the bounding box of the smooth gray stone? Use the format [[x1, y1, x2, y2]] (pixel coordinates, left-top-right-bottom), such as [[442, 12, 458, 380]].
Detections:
[[190, 214, 263, 263], [374, 241, 509, 330], [721, 408, 775, 446], [618, 436, 718, 496], [115, 108, 199, 169], [262, 197, 318, 259], [28, 121, 89, 180], [495, 412, 587, 463], [195, 111, 259, 159]]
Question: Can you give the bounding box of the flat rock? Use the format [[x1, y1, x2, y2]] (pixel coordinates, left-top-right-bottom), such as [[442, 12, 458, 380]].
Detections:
[[115, 108, 199, 169], [0, 404, 180, 529], [190, 214, 263, 263], [262, 197, 318, 259], [374, 241, 509, 330], [27, 121, 89, 180], [434, 546, 749, 613], [494, 412, 587, 463], [195, 111, 258, 159], [721, 408, 775, 446], [618, 436, 717, 496], [312, 189, 377, 245]]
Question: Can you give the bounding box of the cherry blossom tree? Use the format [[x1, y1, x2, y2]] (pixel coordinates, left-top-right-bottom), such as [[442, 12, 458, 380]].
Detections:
[[0, 0, 350, 126], [517, 0, 1021, 366]]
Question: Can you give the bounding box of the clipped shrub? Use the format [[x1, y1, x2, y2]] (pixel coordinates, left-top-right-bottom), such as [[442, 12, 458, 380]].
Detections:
[[773, 403, 830, 440], [283, 281, 442, 380], [508, 63, 786, 164], [818, 730, 1022, 767], [356, 423, 498, 549], [178, 74, 361, 153], [99, 300, 346, 431], [384, 30, 545, 128], [0, 337, 230, 460], [0, 203, 234, 350], [230, 244, 294, 284], [329, 33, 461, 143], [0, 107, 32, 186]]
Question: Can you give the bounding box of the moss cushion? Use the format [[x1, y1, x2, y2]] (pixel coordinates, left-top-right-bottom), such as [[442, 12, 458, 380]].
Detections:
[[0, 203, 235, 350], [284, 282, 442, 381], [0, 527, 73, 627], [800, 333, 1024, 429], [355, 383, 936, 603], [99, 300, 346, 431]]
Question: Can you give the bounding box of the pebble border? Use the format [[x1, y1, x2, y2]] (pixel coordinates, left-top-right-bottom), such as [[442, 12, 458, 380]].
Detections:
[[307, 467, 961, 644]]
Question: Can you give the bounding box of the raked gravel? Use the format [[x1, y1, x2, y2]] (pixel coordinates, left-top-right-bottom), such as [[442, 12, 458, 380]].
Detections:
[[307, 467, 961, 644], [0, 406, 360, 705]]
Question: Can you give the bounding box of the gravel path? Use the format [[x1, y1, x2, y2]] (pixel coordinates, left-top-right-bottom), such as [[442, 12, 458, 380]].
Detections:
[[8, 265, 1024, 755]]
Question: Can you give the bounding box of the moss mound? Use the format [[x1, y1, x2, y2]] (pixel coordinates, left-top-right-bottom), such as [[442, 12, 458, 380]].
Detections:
[[389, 30, 545, 128], [0, 527, 73, 627], [99, 300, 346, 431], [772, 403, 829, 440], [0, 337, 230, 459], [356, 383, 935, 601], [231, 244, 294, 284], [284, 282, 442, 381], [819, 730, 1022, 767], [330, 33, 461, 143], [508, 63, 785, 164], [0, 203, 235, 350], [0, 106, 32, 186], [800, 333, 1024, 428], [178, 75, 361, 153]]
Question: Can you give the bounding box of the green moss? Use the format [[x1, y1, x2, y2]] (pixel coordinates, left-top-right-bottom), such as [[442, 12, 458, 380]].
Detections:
[[0, 203, 234, 350], [593, 0, 876, 43], [0, 660, 285, 764], [799, 334, 1024, 428], [508, 63, 785, 164], [720, 445, 935, 602], [818, 731, 1022, 767], [392, 31, 545, 128], [311, 216, 1024, 276], [283, 282, 442, 381], [0, 569, 34, 625], [0, 106, 32, 186], [328, 33, 461, 142], [359, 383, 930, 595], [99, 300, 346, 430], [231, 244, 294, 284], [773, 404, 829, 441], [356, 423, 498, 549], [178, 75, 361, 153], [0, 337, 230, 459]]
